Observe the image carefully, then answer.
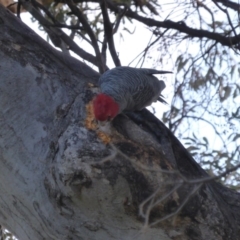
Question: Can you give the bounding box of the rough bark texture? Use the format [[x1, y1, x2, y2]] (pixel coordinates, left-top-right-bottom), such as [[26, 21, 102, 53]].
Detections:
[[0, 4, 240, 240]]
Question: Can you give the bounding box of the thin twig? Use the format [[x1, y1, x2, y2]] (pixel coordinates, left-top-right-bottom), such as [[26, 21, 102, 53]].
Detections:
[[128, 29, 169, 67], [149, 183, 203, 226], [112, 6, 128, 34], [109, 142, 240, 226], [31, 0, 57, 24], [139, 182, 183, 219], [17, 1, 21, 18]]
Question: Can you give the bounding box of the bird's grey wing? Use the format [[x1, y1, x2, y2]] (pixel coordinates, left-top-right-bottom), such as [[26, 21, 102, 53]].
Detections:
[[129, 82, 157, 110]]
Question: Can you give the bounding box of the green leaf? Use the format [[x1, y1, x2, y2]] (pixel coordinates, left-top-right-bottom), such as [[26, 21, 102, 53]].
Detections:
[[187, 146, 199, 152], [203, 137, 208, 145], [176, 55, 188, 73], [232, 134, 240, 142]]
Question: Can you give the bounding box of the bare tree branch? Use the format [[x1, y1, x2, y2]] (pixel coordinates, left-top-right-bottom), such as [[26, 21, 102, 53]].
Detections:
[[214, 0, 240, 12], [31, 0, 58, 24], [55, 0, 240, 49], [212, 0, 239, 55], [105, 1, 240, 49], [101, 37, 108, 66], [67, 0, 105, 73], [20, 0, 101, 67], [100, 0, 121, 67]]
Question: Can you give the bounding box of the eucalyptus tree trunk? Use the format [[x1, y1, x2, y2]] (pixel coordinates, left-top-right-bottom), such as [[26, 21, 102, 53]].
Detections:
[[0, 5, 239, 240]]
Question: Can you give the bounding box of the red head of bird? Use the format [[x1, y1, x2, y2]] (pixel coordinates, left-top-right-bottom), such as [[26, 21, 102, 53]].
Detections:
[[93, 93, 120, 121]]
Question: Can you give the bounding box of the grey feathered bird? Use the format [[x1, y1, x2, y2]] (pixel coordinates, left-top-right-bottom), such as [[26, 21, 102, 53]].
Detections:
[[93, 66, 172, 121]]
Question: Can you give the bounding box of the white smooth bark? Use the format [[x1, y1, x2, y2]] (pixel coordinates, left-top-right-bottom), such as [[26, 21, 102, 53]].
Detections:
[[0, 6, 171, 240], [0, 5, 240, 240]]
